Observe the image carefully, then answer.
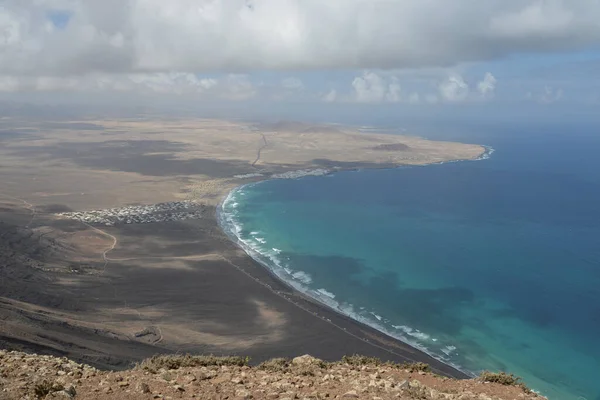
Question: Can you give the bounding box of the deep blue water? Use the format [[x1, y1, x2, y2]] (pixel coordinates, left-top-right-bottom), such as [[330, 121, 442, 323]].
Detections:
[[220, 120, 600, 400]]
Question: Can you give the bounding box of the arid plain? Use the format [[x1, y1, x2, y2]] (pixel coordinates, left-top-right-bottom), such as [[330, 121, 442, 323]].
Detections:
[[0, 116, 484, 376]]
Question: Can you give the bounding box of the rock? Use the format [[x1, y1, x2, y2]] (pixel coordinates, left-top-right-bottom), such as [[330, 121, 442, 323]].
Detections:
[[64, 385, 76, 397], [409, 380, 422, 389], [196, 372, 209, 381], [235, 388, 253, 399], [118, 381, 130, 388], [212, 373, 232, 384], [138, 382, 151, 393], [55, 386, 76, 398], [342, 390, 359, 398], [292, 355, 322, 367], [173, 385, 185, 392]]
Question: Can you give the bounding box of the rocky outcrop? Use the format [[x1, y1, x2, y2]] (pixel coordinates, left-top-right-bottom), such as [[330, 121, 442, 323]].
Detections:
[[0, 351, 544, 400]]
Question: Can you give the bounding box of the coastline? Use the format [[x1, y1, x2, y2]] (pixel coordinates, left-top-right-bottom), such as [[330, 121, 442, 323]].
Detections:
[[0, 115, 488, 378], [212, 146, 492, 378]]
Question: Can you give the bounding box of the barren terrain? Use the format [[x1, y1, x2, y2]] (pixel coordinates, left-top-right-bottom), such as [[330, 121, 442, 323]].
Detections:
[[0, 351, 542, 400]]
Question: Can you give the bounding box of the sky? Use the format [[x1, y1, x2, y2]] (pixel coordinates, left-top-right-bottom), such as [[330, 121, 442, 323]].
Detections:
[[1, 0, 600, 119]]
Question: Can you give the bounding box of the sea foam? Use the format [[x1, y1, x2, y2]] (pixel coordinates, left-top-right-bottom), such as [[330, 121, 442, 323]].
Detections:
[[292, 271, 313, 284], [317, 288, 336, 299]]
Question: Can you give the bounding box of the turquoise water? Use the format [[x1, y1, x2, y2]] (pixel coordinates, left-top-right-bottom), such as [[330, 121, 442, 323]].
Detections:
[[220, 121, 600, 400]]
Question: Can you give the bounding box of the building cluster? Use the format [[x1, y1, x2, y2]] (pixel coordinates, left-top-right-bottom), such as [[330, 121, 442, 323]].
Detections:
[[55, 201, 203, 226], [271, 169, 330, 179]]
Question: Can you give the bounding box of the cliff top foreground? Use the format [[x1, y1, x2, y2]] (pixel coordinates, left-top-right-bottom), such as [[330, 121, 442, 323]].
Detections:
[[0, 351, 543, 400]]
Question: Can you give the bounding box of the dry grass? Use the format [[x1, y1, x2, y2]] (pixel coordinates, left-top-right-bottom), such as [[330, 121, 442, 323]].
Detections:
[[342, 354, 383, 366], [33, 380, 63, 399], [480, 371, 532, 393], [341, 354, 431, 373], [401, 362, 431, 373], [258, 357, 291, 372], [137, 354, 250, 373]]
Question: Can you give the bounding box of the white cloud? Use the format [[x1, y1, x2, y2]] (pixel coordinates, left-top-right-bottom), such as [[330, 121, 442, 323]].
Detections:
[[435, 72, 497, 103], [2, 0, 600, 80], [219, 74, 257, 100], [352, 71, 401, 103], [438, 75, 469, 102], [541, 86, 564, 104], [0, 72, 258, 100], [323, 70, 497, 105], [386, 77, 402, 102], [352, 72, 386, 103], [128, 73, 218, 94], [477, 73, 497, 97], [322, 89, 337, 103], [527, 86, 564, 104]]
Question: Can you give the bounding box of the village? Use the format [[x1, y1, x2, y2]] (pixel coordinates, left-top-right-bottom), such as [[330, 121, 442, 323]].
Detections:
[[55, 201, 204, 226]]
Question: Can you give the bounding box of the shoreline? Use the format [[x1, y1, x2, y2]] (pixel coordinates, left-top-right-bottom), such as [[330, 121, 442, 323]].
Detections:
[[212, 147, 492, 379]]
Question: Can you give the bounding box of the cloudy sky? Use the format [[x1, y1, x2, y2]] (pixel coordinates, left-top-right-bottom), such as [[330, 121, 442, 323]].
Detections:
[[1, 0, 600, 115]]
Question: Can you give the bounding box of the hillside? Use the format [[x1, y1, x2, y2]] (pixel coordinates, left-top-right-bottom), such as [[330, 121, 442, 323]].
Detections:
[[0, 350, 543, 400]]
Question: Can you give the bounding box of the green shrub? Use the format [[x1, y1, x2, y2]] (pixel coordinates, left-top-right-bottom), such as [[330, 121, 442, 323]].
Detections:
[[138, 354, 250, 373], [480, 371, 521, 385], [341, 355, 431, 374], [400, 362, 431, 373], [479, 371, 532, 393], [342, 355, 382, 366], [33, 380, 63, 399], [258, 358, 290, 372]]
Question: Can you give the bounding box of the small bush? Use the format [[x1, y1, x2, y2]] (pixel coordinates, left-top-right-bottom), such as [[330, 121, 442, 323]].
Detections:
[[480, 371, 521, 385], [480, 371, 532, 393], [258, 358, 290, 372], [33, 380, 63, 399], [342, 355, 382, 366], [341, 355, 431, 373], [400, 362, 431, 373], [299, 368, 316, 376], [138, 354, 250, 373]]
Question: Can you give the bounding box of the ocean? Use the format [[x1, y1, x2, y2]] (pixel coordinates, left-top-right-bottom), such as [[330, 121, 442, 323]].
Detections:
[[219, 119, 600, 400]]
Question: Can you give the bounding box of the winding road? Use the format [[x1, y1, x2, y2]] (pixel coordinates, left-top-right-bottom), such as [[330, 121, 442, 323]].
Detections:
[[251, 133, 268, 167], [80, 221, 118, 274]]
